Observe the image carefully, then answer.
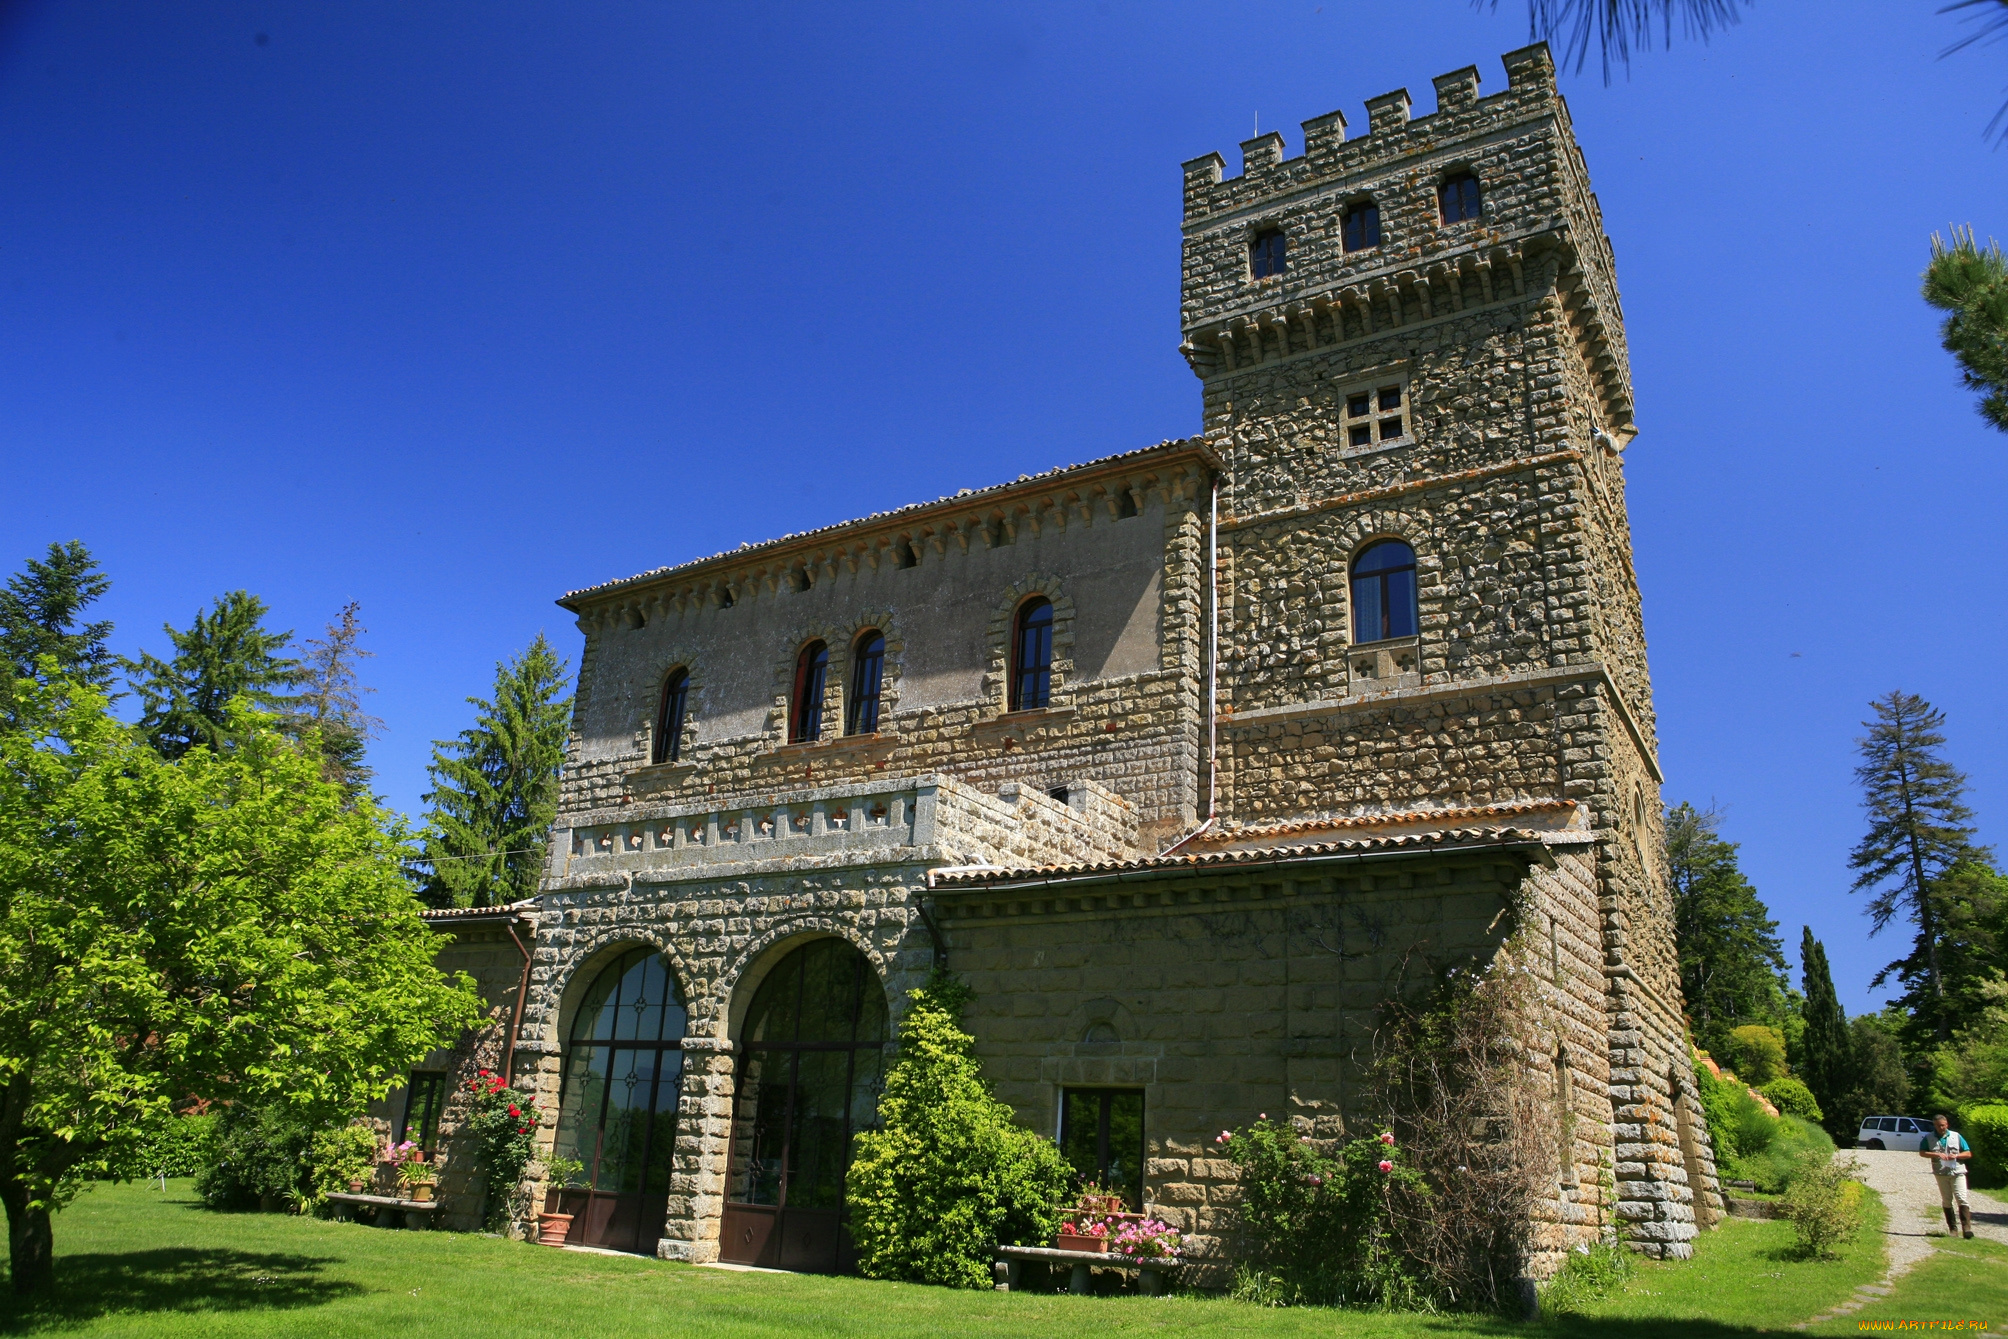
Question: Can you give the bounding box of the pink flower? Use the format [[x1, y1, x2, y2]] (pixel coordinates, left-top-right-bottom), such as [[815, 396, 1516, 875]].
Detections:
[[1380, 1132, 1396, 1145], [1378, 1160, 1393, 1173]]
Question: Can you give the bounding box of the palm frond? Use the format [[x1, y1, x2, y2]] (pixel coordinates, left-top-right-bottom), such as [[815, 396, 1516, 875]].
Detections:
[[1939, 0, 2008, 142], [1478, 0, 1753, 83]]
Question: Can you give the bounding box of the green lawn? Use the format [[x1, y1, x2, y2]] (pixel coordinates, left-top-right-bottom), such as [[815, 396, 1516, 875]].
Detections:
[[1804, 1232, 2008, 1335], [0, 1180, 1989, 1338]]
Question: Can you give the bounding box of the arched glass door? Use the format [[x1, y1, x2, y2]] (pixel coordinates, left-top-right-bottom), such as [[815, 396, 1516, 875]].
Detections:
[[720, 938, 887, 1272], [550, 947, 687, 1253]]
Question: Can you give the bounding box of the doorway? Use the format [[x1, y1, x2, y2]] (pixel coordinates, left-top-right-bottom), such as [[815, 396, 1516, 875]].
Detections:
[[720, 938, 888, 1272], [549, 947, 687, 1253]]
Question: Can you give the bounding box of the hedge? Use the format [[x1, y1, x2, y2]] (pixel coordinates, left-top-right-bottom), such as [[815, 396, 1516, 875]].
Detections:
[[1958, 1104, 2008, 1188]]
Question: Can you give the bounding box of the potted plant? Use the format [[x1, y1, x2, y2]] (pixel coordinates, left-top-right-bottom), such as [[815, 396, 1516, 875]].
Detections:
[[1055, 1186, 1115, 1252], [537, 1156, 586, 1247], [394, 1145, 437, 1203]]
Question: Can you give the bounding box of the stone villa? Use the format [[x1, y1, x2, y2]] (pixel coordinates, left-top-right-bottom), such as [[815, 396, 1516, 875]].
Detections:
[[380, 42, 1720, 1281]]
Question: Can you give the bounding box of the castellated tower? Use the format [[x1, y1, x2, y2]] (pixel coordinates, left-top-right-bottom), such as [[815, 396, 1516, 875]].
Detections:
[[1182, 44, 1715, 1259]]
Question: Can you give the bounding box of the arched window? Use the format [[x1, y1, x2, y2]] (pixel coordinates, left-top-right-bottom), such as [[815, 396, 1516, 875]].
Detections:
[[1342, 200, 1380, 252], [1249, 228, 1287, 278], [1439, 172, 1481, 224], [1010, 598, 1054, 711], [550, 947, 688, 1253], [1351, 540, 1418, 643], [652, 668, 689, 765], [846, 631, 885, 735], [721, 938, 889, 1271], [791, 641, 828, 743]]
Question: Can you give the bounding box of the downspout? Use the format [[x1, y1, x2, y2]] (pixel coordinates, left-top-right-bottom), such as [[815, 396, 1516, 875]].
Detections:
[[914, 898, 948, 973], [501, 916, 533, 1088], [1162, 473, 1221, 857]]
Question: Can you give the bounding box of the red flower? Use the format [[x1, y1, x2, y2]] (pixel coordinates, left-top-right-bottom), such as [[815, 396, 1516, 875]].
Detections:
[[508, 1105, 521, 1117]]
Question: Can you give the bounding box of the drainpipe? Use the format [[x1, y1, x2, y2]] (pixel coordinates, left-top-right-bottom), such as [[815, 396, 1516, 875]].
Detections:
[[914, 898, 948, 973], [1162, 474, 1221, 857], [501, 915, 533, 1088]]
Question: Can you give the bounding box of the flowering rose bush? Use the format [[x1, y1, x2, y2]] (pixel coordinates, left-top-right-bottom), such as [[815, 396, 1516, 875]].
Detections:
[[1221, 1115, 1429, 1308], [459, 1069, 545, 1230]]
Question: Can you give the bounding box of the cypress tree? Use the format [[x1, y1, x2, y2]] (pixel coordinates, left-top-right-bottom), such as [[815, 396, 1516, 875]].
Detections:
[[1798, 928, 1853, 1136], [416, 634, 571, 908], [1848, 691, 1982, 1043], [1666, 802, 1789, 1054], [128, 591, 300, 760], [0, 541, 115, 695]]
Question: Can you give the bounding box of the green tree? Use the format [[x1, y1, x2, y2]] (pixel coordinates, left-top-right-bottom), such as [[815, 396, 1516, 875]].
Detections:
[[0, 542, 115, 702], [1828, 1013, 1913, 1142], [128, 591, 301, 760], [847, 975, 1073, 1289], [294, 601, 383, 799], [1666, 802, 1789, 1054], [1849, 691, 1984, 1043], [415, 635, 571, 908], [0, 678, 481, 1292], [1923, 228, 2008, 431], [1798, 928, 1855, 1136]]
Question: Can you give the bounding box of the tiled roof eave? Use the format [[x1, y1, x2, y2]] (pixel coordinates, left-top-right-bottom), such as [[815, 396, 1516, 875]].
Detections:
[[927, 826, 1553, 894], [556, 437, 1220, 609], [419, 898, 538, 925]]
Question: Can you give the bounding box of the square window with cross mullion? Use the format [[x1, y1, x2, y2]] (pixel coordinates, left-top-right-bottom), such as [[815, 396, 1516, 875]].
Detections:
[[1343, 381, 1408, 449]]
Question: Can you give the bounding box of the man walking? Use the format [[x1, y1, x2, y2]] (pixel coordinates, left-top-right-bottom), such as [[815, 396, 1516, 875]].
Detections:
[[1921, 1113, 1974, 1239]]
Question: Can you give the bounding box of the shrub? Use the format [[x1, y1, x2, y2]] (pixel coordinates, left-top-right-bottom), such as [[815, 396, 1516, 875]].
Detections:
[[1541, 1239, 1635, 1315], [1759, 1077, 1824, 1123], [1696, 1058, 1772, 1161], [458, 1070, 545, 1231], [195, 1104, 313, 1209], [109, 1111, 217, 1181], [1731, 1116, 1835, 1195], [1222, 1116, 1431, 1309], [1725, 1026, 1788, 1086], [848, 974, 1074, 1289], [1779, 1152, 1866, 1259], [1957, 1104, 2008, 1188], [307, 1123, 381, 1202]]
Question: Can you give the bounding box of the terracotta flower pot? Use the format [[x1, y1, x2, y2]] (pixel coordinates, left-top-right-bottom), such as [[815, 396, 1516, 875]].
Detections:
[[537, 1211, 574, 1247], [1055, 1232, 1107, 1253], [408, 1182, 436, 1203], [346, 1179, 365, 1194]]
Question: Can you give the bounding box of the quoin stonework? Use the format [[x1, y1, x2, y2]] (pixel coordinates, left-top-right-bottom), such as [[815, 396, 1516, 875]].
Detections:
[[380, 42, 1719, 1281]]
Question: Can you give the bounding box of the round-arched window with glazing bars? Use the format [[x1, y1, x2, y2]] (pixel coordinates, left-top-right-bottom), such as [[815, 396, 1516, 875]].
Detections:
[[550, 947, 688, 1253]]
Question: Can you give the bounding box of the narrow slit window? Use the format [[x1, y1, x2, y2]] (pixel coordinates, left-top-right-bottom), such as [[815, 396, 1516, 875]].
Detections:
[[653, 668, 689, 765], [846, 631, 885, 735], [1342, 201, 1381, 253], [1249, 228, 1287, 279], [1439, 173, 1481, 224], [791, 641, 828, 743], [1351, 539, 1418, 643], [1010, 598, 1054, 711], [398, 1072, 446, 1153]]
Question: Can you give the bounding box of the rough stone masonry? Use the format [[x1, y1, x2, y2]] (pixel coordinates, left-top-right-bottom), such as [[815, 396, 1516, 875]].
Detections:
[[384, 41, 1719, 1282]]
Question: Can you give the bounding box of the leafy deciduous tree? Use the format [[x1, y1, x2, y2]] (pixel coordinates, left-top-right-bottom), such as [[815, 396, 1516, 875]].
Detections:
[[0, 677, 481, 1293], [1849, 691, 1983, 1043], [128, 591, 301, 760], [415, 635, 571, 908]]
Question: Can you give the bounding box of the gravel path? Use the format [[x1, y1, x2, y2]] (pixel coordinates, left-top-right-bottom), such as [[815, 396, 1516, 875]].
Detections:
[[1794, 1147, 2007, 1328]]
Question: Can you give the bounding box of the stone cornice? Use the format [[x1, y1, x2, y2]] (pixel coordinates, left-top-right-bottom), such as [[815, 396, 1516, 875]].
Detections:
[[1220, 448, 1582, 532], [560, 441, 1221, 625], [1221, 659, 1662, 784]]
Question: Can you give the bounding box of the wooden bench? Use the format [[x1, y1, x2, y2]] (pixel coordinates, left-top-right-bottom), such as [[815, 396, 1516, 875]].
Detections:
[[992, 1244, 1181, 1296], [324, 1191, 441, 1230]]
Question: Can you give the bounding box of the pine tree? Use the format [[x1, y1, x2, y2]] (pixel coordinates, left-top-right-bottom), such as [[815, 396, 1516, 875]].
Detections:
[[416, 635, 571, 908], [128, 591, 300, 760], [1848, 691, 1983, 1043], [1797, 928, 1854, 1137], [0, 541, 115, 694], [1923, 228, 2008, 431], [1666, 802, 1789, 1055], [294, 601, 384, 798]]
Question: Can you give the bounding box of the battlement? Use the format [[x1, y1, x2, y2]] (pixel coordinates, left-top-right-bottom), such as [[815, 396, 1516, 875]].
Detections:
[[1181, 43, 1557, 220]]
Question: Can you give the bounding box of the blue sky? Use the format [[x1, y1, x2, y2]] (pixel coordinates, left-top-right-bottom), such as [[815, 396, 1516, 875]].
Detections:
[[2, 1, 2003, 1016]]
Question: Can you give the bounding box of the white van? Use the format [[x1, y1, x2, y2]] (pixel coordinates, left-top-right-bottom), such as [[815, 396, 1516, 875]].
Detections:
[[1856, 1115, 1933, 1150]]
